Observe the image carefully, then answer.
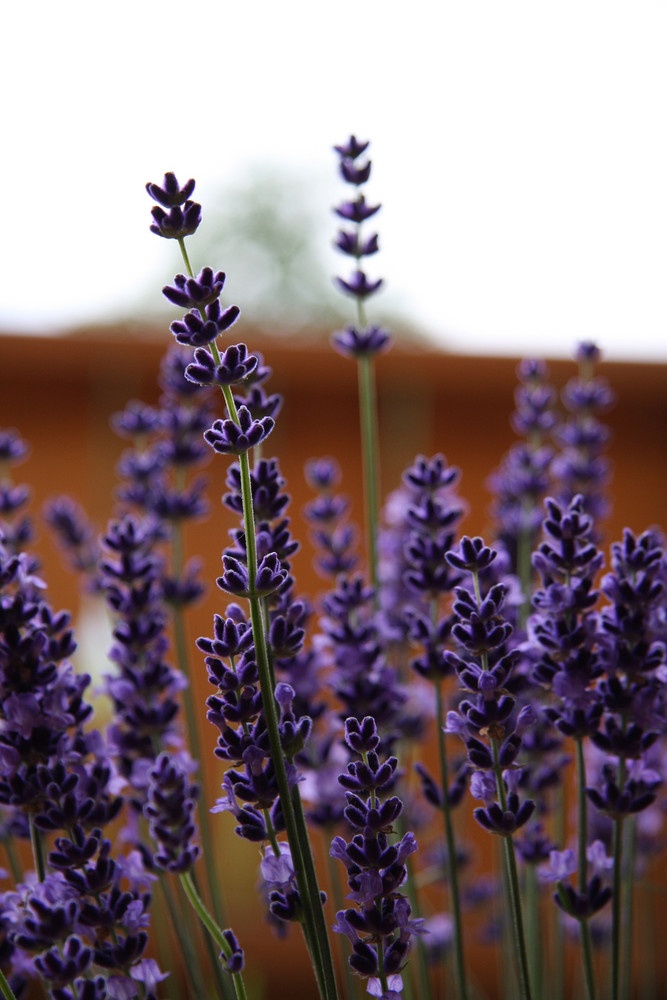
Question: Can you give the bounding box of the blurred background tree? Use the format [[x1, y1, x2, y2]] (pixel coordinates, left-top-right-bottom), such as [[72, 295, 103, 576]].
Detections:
[[195, 166, 345, 334], [125, 163, 422, 344]]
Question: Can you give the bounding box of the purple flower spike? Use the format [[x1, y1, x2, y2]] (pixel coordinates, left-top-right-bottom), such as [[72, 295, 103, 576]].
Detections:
[[304, 457, 341, 491], [111, 401, 160, 438], [474, 794, 536, 836], [146, 172, 195, 207], [217, 552, 287, 598], [344, 716, 380, 755], [340, 158, 372, 185], [335, 230, 379, 258], [163, 267, 227, 309], [332, 725, 420, 992], [446, 536, 498, 573], [575, 341, 601, 365], [334, 195, 381, 224], [0, 428, 29, 464], [554, 875, 612, 920], [220, 929, 245, 975], [332, 324, 391, 359], [334, 135, 370, 159], [144, 751, 200, 874], [170, 299, 241, 347], [149, 201, 202, 240], [204, 407, 274, 456], [335, 270, 383, 299], [186, 344, 259, 387]]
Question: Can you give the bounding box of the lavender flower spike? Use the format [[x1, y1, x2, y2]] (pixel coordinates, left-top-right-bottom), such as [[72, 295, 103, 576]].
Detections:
[[203, 406, 274, 456], [146, 172, 201, 240], [144, 751, 200, 873]]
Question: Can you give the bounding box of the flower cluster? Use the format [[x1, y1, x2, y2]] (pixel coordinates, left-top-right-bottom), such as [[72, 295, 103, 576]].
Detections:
[[331, 718, 421, 999], [444, 537, 536, 836], [0, 138, 663, 1000], [488, 358, 557, 581], [332, 137, 391, 359], [0, 432, 163, 1000]]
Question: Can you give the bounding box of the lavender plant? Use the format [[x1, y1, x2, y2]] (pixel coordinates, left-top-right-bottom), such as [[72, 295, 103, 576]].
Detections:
[[0, 137, 664, 1000]]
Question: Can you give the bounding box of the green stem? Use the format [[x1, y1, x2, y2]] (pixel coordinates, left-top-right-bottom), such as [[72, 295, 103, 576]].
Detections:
[[29, 815, 45, 882], [176, 236, 338, 998], [325, 833, 364, 1000], [551, 782, 567, 1000], [575, 738, 597, 1000], [376, 936, 389, 995], [611, 814, 625, 1000], [516, 517, 534, 629], [159, 874, 214, 1000], [402, 845, 431, 1000], [0, 967, 19, 1000], [357, 354, 381, 596], [290, 779, 340, 1000], [261, 595, 277, 688], [435, 679, 468, 1000], [620, 818, 636, 1000], [262, 807, 282, 856], [180, 871, 248, 1000], [491, 741, 533, 1000], [234, 408, 338, 1000], [178, 237, 194, 277]]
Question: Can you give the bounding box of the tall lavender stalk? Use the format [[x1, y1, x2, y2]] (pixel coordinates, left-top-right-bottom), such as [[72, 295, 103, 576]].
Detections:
[[399, 454, 470, 1000], [147, 173, 339, 1000], [332, 136, 391, 594], [445, 536, 536, 1000], [592, 528, 665, 1000], [529, 497, 611, 1000]]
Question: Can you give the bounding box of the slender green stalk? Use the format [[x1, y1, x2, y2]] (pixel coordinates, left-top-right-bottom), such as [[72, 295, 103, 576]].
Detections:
[[245, 502, 338, 1000], [0, 967, 19, 1000], [620, 818, 636, 1000], [611, 814, 625, 1000], [261, 594, 277, 688], [180, 871, 248, 1000], [402, 848, 431, 1000], [159, 874, 213, 1000], [227, 389, 338, 999], [516, 512, 535, 630], [434, 679, 468, 1000], [376, 936, 388, 996], [550, 782, 567, 1000], [491, 740, 533, 1000], [501, 836, 533, 1000], [289, 779, 338, 1000], [262, 807, 282, 857], [224, 379, 338, 999], [176, 239, 338, 1000], [325, 832, 364, 1000], [575, 738, 597, 1000], [472, 564, 531, 998], [151, 878, 186, 1000], [356, 354, 381, 594]]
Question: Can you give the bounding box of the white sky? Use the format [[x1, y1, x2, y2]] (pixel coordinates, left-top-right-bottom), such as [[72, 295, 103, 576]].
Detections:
[[2, 0, 666, 359]]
